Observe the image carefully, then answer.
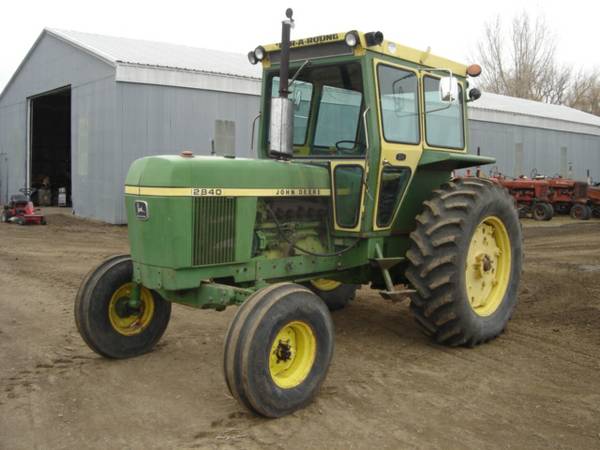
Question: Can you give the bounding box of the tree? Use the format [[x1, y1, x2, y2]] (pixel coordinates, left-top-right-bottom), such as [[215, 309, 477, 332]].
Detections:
[[476, 13, 571, 104], [567, 69, 600, 116]]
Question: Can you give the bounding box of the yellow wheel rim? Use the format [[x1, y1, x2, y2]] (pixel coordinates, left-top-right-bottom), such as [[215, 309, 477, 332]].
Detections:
[[108, 283, 155, 336], [269, 321, 317, 389], [310, 278, 341, 292], [465, 216, 512, 317]]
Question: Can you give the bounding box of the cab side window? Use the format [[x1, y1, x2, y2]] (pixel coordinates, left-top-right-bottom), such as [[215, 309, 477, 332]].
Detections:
[[424, 76, 464, 149], [377, 65, 420, 144]]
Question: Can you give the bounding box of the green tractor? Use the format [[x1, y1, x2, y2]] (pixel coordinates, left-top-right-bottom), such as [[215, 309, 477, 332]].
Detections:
[[75, 9, 522, 418]]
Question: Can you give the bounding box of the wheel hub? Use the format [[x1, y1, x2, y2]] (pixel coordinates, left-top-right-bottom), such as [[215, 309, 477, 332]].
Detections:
[[269, 321, 316, 389], [108, 283, 155, 336], [465, 217, 511, 316], [274, 339, 293, 363], [113, 296, 142, 318]]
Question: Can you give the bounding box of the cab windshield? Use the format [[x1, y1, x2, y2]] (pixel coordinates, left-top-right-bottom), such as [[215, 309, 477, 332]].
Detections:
[[267, 62, 365, 158]]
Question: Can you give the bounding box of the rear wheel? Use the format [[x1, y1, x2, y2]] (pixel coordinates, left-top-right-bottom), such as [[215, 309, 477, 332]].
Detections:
[[307, 279, 358, 311], [532, 202, 553, 221], [223, 283, 334, 417], [570, 203, 592, 220], [406, 178, 522, 347], [74, 255, 171, 358]]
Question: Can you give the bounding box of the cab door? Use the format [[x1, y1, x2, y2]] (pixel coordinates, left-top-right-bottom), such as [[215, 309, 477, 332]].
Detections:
[[310, 84, 367, 233], [371, 59, 423, 231]]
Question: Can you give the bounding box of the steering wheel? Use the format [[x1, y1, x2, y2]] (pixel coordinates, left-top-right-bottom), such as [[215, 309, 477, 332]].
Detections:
[[334, 140, 360, 155]]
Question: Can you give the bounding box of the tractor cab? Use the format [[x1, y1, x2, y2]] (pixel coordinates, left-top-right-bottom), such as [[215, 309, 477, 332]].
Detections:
[[249, 18, 487, 236]]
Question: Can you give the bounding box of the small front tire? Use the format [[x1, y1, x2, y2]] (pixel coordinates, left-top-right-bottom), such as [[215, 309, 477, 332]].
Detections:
[[223, 283, 334, 417], [75, 255, 171, 359], [532, 202, 553, 221]]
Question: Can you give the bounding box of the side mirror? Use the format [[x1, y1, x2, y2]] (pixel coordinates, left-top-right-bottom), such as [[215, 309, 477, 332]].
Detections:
[[439, 75, 459, 103]]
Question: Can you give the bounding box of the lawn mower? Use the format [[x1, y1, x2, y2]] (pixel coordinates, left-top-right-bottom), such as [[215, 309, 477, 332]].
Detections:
[[1, 188, 46, 225]]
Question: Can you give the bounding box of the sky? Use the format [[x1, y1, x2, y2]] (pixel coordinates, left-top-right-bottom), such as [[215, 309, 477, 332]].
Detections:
[[0, 0, 598, 91]]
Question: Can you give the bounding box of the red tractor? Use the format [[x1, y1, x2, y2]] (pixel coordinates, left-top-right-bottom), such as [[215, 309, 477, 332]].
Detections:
[[1, 188, 46, 225], [493, 177, 554, 221], [547, 178, 591, 220], [587, 185, 600, 218]]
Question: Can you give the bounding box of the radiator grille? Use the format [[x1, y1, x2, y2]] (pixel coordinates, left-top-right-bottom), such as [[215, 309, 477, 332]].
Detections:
[[192, 197, 236, 266], [574, 183, 588, 199]]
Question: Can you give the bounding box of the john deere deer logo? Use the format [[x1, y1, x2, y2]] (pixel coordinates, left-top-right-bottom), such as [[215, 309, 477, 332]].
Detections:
[[134, 201, 149, 220]]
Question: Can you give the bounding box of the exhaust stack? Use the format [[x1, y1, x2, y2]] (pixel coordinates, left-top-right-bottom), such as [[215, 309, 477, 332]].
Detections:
[[269, 8, 295, 159]]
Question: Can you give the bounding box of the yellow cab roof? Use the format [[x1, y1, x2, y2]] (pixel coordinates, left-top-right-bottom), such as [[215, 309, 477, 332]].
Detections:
[[261, 31, 468, 76]]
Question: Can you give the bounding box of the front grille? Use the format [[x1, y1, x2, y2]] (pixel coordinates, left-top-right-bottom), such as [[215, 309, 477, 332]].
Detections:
[[192, 197, 236, 266], [574, 183, 588, 198]]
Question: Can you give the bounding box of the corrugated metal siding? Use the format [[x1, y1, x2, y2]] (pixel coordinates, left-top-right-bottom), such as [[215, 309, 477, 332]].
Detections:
[[0, 33, 115, 207], [469, 120, 600, 181], [2, 30, 599, 223], [70, 76, 121, 222], [114, 82, 260, 223]]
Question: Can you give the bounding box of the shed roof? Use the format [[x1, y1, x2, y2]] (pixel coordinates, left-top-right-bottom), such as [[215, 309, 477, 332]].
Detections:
[[45, 28, 262, 95], [47, 28, 261, 80], [4, 28, 600, 136], [469, 92, 600, 136]]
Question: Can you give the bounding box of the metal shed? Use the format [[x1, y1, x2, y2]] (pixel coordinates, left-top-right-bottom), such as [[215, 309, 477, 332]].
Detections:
[[468, 93, 600, 181], [0, 29, 261, 223], [1, 29, 599, 224]]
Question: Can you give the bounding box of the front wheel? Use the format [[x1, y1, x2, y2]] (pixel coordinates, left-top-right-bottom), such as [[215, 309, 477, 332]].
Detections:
[[406, 178, 522, 347], [223, 283, 334, 417], [74, 255, 171, 359], [532, 202, 553, 221], [307, 279, 358, 311]]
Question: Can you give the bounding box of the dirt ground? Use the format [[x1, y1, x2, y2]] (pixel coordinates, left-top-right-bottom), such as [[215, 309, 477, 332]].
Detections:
[[1, 210, 599, 450]]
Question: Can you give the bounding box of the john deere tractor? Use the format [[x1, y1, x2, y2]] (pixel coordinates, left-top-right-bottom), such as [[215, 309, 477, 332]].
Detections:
[[75, 9, 522, 418]]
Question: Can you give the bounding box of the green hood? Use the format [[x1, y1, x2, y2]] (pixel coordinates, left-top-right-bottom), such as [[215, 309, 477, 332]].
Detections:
[[125, 155, 331, 192]]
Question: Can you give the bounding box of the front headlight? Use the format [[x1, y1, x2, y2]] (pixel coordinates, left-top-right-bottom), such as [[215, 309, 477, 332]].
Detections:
[[254, 46, 266, 61], [344, 31, 359, 47]]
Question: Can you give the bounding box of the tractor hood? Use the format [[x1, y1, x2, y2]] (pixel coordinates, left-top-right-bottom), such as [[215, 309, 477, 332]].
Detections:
[[125, 155, 331, 196]]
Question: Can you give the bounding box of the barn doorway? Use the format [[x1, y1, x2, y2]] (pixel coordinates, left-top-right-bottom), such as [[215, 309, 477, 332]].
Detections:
[[29, 86, 71, 206]]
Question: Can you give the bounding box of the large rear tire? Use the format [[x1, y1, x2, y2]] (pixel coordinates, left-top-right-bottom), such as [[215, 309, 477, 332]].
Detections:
[[306, 279, 358, 311], [75, 255, 171, 359], [406, 178, 522, 347], [223, 283, 334, 417]]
